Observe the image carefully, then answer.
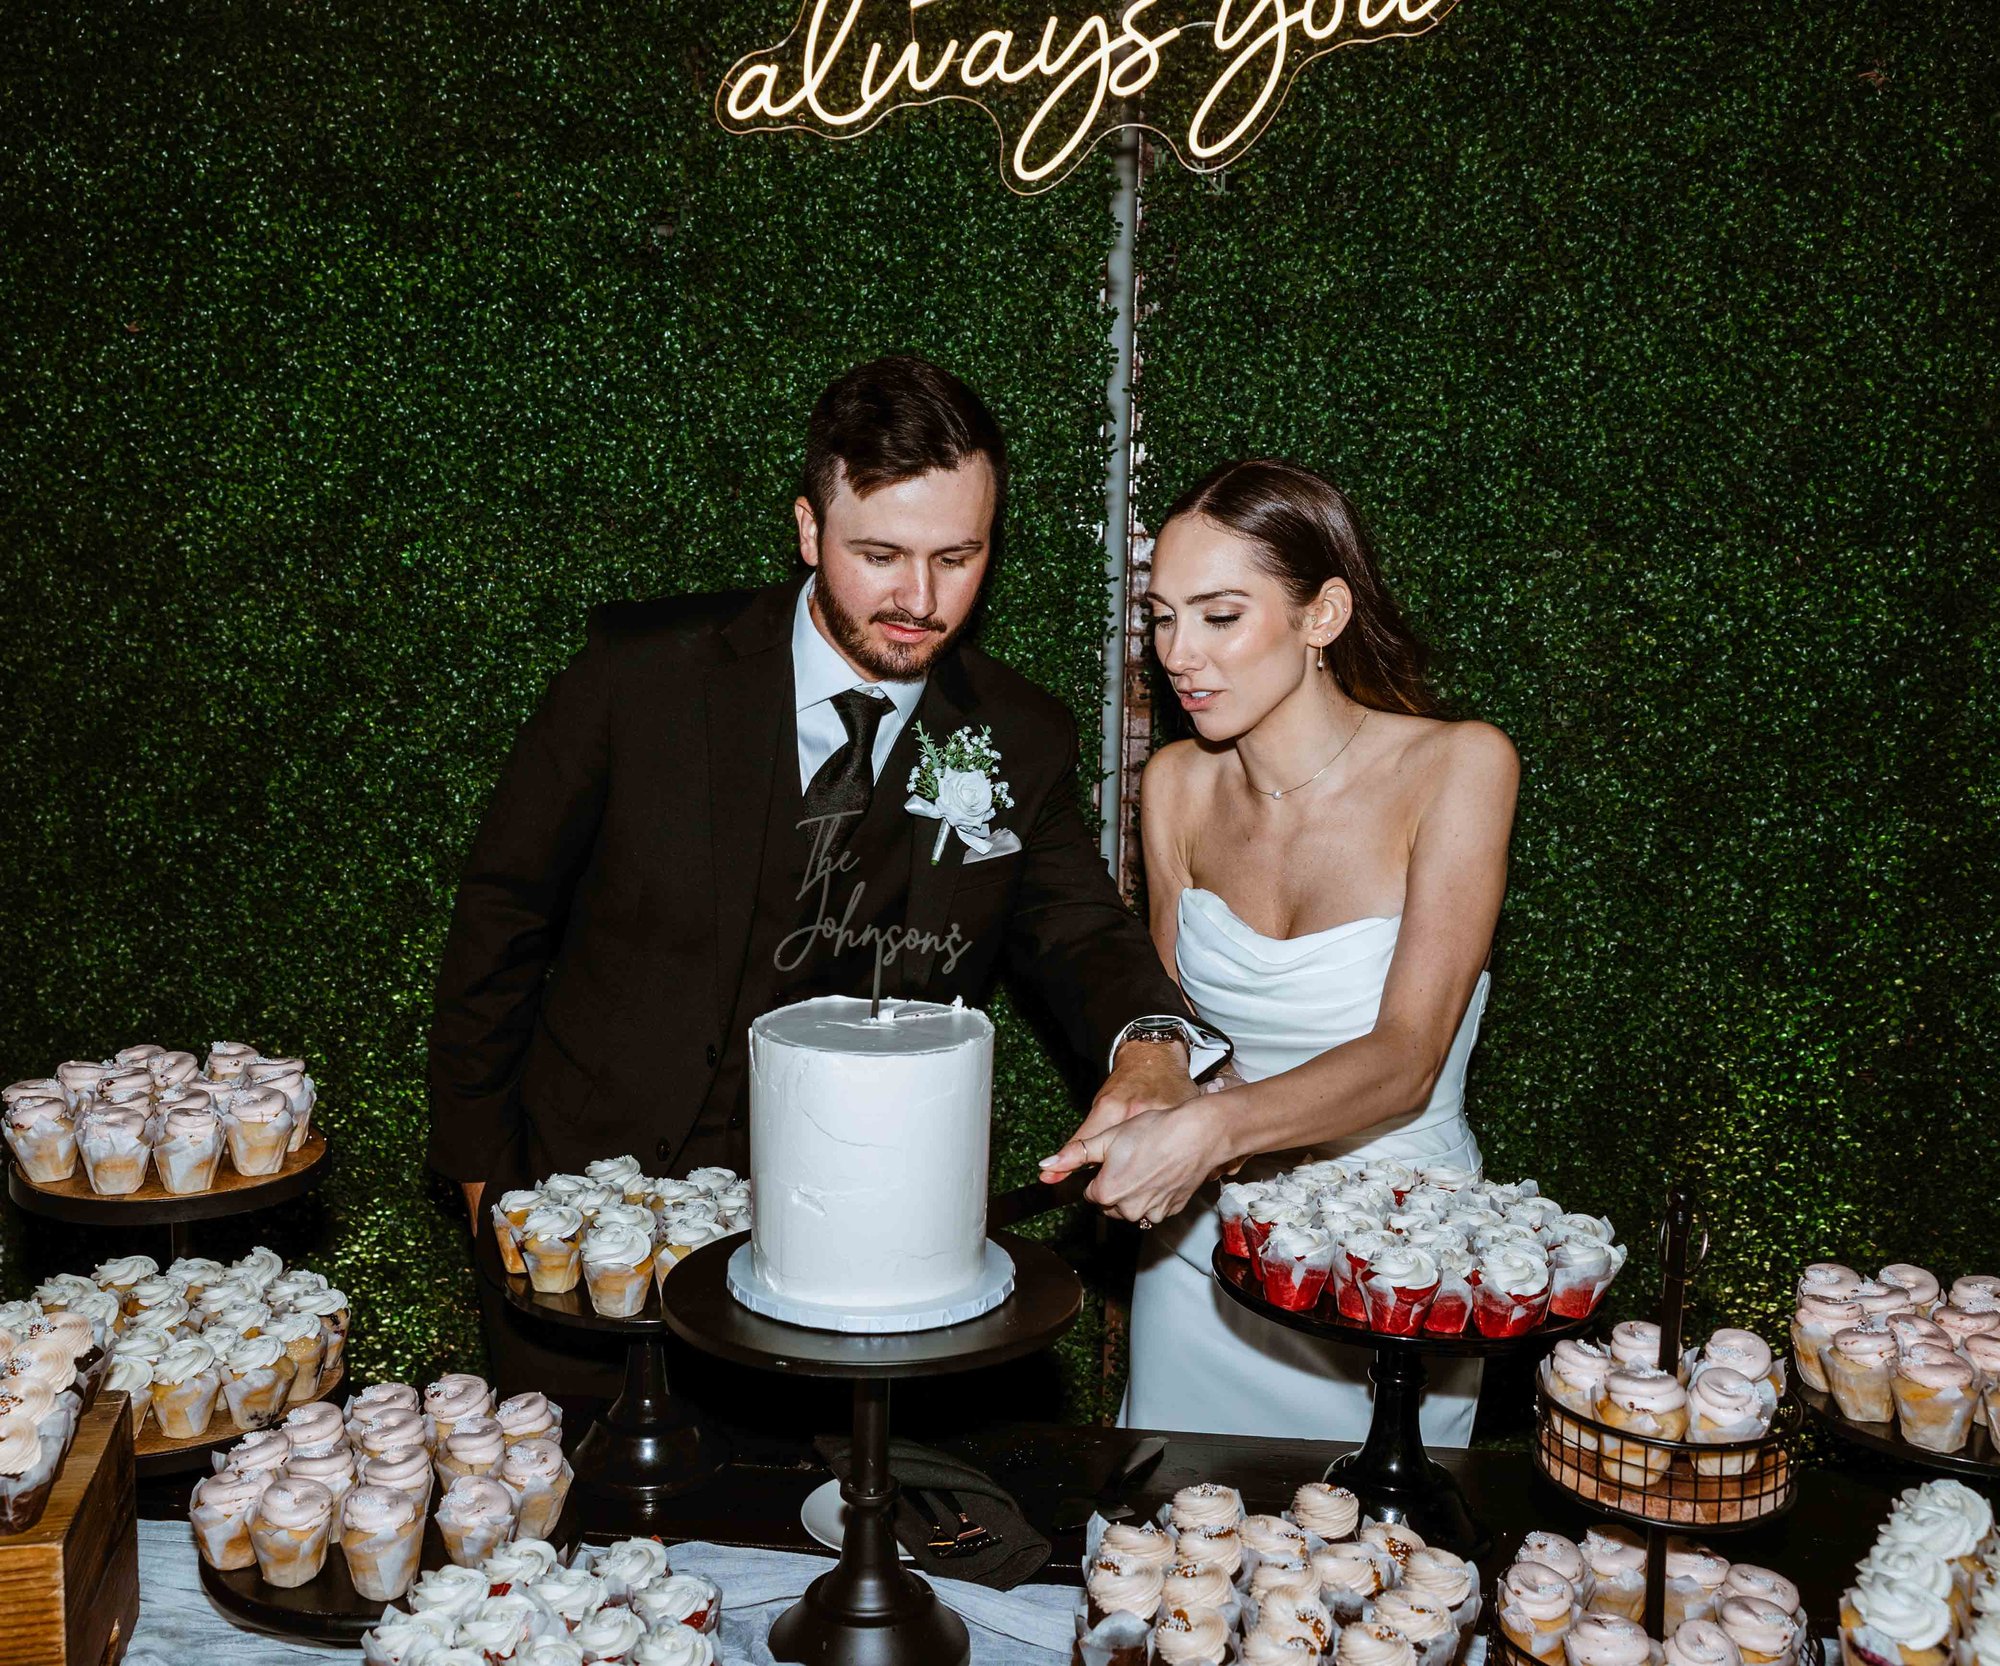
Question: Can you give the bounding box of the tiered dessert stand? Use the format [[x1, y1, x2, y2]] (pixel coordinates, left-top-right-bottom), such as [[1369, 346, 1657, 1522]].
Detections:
[[1800, 1362, 2000, 1477], [658, 1227, 1082, 1666], [1505, 1187, 1802, 1651], [475, 1223, 731, 1537], [1211, 1240, 1592, 1558], [7, 1131, 340, 1478]]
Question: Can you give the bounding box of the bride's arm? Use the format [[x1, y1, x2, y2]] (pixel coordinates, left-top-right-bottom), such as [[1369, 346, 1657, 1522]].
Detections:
[[1075, 721, 1519, 1224], [1140, 741, 1195, 983]]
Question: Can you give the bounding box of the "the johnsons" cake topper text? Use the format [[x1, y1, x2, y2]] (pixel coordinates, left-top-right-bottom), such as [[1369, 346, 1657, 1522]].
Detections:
[[716, 0, 1460, 193]]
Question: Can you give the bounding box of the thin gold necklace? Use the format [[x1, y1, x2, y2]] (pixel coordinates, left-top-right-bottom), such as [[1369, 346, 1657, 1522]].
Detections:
[[1250, 709, 1369, 801]]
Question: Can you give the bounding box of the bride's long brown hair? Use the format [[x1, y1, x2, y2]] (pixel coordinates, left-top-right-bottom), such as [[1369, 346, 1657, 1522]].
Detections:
[[1159, 458, 1443, 717]]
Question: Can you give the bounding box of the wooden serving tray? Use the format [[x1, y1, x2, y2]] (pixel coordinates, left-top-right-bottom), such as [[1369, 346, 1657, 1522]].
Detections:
[[0, 1391, 139, 1665], [10, 1129, 328, 1213], [132, 1365, 346, 1477]]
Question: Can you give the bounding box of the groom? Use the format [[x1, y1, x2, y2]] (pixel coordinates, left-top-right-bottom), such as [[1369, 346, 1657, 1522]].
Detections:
[[426, 354, 1223, 1389]]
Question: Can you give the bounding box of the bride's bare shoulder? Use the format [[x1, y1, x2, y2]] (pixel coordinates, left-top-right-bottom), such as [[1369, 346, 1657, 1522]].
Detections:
[[1394, 713, 1519, 807]]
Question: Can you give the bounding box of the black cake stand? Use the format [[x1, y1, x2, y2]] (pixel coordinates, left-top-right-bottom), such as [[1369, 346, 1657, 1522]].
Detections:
[[475, 1225, 731, 1535], [659, 1229, 1082, 1666], [1212, 1242, 1593, 1559]]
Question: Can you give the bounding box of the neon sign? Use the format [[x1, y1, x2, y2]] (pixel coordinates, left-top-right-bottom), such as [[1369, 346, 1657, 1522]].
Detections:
[[716, 0, 1461, 193]]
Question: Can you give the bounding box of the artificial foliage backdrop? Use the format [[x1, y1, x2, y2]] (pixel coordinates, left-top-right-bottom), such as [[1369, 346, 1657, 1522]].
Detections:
[[3, 0, 1996, 1427]]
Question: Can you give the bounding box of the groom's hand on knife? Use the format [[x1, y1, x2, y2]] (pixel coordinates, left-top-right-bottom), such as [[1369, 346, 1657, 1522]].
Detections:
[[1038, 1036, 1202, 1205]]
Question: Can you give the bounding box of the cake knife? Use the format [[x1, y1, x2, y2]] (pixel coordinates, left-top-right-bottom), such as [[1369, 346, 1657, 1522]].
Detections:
[[986, 1165, 1097, 1230], [1052, 1435, 1169, 1530]]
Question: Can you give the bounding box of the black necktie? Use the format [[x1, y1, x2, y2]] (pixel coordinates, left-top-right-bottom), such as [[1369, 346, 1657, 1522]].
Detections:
[[803, 688, 891, 840]]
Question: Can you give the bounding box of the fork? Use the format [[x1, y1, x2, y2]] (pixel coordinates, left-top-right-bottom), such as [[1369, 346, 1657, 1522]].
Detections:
[[904, 1487, 967, 1556], [931, 1488, 1000, 1553]]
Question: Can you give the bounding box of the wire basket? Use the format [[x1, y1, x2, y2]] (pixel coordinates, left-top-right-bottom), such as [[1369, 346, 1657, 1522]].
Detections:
[[1533, 1384, 1801, 1529]]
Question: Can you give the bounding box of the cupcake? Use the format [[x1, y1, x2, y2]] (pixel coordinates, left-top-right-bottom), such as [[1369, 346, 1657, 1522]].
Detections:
[[1255, 1224, 1337, 1313], [358, 1408, 431, 1459], [220, 1085, 295, 1176], [495, 1389, 563, 1446], [283, 1398, 349, 1459], [104, 1349, 155, 1435], [1961, 1335, 2000, 1429], [1156, 1606, 1236, 1665], [1542, 1339, 1615, 1454], [498, 1435, 573, 1540], [1101, 1520, 1177, 1571], [424, 1372, 494, 1445], [584, 1533, 673, 1599], [347, 1381, 420, 1423], [340, 1483, 423, 1602], [1798, 1263, 1864, 1302], [581, 1220, 655, 1318], [1664, 1540, 1731, 1630], [1402, 1546, 1478, 1631], [189, 1466, 270, 1570], [1340, 1620, 1419, 1666], [1520, 1533, 1593, 1606], [653, 1218, 729, 1293], [1162, 1558, 1238, 1624], [436, 1413, 507, 1485], [264, 1312, 328, 1405], [490, 1191, 542, 1276], [284, 1443, 358, 1507], [1597, 1366, 1689, 1488], [519, 1204, 585, 1294], [360, 1445, 435, 1516], [530, 1564, 609, 1630], [248, 1475, 337, 1587], [1252, 1591, 1335, 1655], [629, 1631, 717, 1666], [1361, 1245, 1441, 1335], [1693, 1331, 1783, 1404], [1334, 1228, 1395, 1322], [1608, 1321, 1661, 1371], [1425, 1247, 1477, 1337], [1473, 1244, 1553, 1338], [153, 1104, 225, 1194], [406, 1561, 495, 1627], [1667, 1621, 1744, 1666], [75, 1105, 151, 1194], [220, 1333, 298, 1430], [632, 1568, 723, 1634], [148, 1050, 200, 1089], [435, 1473, 518, 1566], [1854, 1281, 1919, 1320], [292, 1288, 351, 1384], [1685, 1367, 1772, 1475], [227, 1427, 295, 1477], [1878, 1265, 1942, 1315], [1502, 1561, 1582, 1665], [1218, 1181, 1268, 1257], [149, 1337, 222, 1438], [1362, 1520, 1427, 1573], [1950, 1275, 2000, 1313], [1290, 1481, 1360, 1542], [1793, 1296, 1866, 1392], [1892, 1352, 1977, 1454], [1826, 1326, 1900, 1424], [1248, 1556, 1318, 1611], [1242, 1512, 1310, 1563], [1719, 1596, 1800, 1666], [574, 1609, 648, 1662], [1315, 1539, 1399, 1622], [1087, 1553, 1167, 1627], [1370, 1589, 1454, 1666], [1564, 1613, 1655, 1666], [3, 1098, 78, 1183], [0, 1406, 74, 1534], [1934, 1306, 2000, 1348], [1720, 1567, 1801, 1619], [1171, 1481, 1245, 1533], [1548, 1237, 1626, 1320], [1176, 1524, 1243, 1580], [459, 1593, 547, 1661], [1570, 1527, 1642, 1621]]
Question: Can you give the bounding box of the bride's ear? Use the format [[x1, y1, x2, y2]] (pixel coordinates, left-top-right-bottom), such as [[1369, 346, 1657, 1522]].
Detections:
[[1307, 578, 1354, 649]]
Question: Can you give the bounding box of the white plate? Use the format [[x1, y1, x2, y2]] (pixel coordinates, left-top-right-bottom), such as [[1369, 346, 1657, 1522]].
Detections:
[[800, 1476, 915, 1562]]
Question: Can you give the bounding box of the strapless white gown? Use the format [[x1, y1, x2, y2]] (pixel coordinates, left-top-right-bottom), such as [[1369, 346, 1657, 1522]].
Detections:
[[1120, 887, 1491, 1444]]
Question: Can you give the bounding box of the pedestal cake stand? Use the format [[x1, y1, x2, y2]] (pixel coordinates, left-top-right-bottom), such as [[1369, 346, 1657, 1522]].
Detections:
[[659, 1228, 1082, 1666], [475, 1221, 730, 1535], [1212, 1241, 1593, 1559]]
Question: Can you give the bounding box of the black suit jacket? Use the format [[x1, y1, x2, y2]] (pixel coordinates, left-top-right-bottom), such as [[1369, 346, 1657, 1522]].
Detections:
[[425, 578, 1192, 1184]]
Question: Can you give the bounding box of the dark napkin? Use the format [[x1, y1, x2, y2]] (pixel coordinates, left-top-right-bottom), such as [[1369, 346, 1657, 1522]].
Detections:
[[813, 1434, 1052, 1590]]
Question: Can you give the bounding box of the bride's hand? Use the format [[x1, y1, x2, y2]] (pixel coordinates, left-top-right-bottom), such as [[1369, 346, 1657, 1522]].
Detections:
[[1064, 1100, 1233, 1228]]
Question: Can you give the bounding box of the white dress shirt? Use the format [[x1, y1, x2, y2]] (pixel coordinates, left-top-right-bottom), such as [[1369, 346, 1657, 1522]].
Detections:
[[791, 577, 927, 793]]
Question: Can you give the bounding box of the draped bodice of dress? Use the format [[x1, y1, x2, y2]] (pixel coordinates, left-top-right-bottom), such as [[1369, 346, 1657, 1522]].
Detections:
[[1175, 886, 1489, 1172]]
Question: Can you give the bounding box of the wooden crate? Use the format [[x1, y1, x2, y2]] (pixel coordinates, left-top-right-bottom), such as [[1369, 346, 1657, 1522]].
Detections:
[[0, 1390, 139, 1666]]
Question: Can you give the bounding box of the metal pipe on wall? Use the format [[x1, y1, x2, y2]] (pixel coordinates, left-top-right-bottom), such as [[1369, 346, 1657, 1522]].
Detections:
[[1097, 127, 1143, 881]]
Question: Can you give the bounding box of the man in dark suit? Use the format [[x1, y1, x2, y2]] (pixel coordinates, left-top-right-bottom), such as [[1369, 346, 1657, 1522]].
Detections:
[[426, 354, 1225, 1392]]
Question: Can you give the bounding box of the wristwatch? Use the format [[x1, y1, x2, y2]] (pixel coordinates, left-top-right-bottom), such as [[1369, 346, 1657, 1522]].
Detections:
[[1110, 1014, 1233, 1081], [1121, 1017, 1191, 1050]]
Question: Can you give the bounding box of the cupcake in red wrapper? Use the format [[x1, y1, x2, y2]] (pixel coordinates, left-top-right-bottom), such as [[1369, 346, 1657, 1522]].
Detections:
[[1337, 1228, 1397, 1324], [1217, 1182, 1268, 1259], [1246, 1193, 1308, 1257], [1255, 1224, 1336, 1313], [1361, 1244, 1441, 1335], [1549, 1238, 1627, 1320], [1474, 1244, 1553, 1337], [1424, 1246, 1476, 1336]]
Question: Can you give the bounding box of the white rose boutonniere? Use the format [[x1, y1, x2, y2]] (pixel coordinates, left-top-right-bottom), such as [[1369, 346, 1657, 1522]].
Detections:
[[906, 724, 1015, 864]]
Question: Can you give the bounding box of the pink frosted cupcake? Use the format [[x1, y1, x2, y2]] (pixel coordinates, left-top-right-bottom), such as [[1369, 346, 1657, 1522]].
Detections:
[[1474, 1245, 1552, 1337], [435, 1473, 518, 1566], [190, 1466, 270, 1570], [1581, 1527, 1647, 1621], [1501, 1560, 1581, 1665], [1564, 1612, 1654, 1666], [495, 1390, 562, 1446], [3, 1098, 78, 1183], [1796, 1263, 1863, 1302], [154, 1103, 225, 1194], [1878, 1265, 1941, 1315], [76, 1105, 152, 1194], [1255, 1224, 1336, 1312], [1608, 1321, 1661, 1371], [1892, 1350, 1977, 1453], [1362, 1245, 1441, 1335], [359, 1445, 435, 1516], [497, 1435, 572, 1540], [1949, 1274, 2000, 1312], [1541, 1339, 1615, 1454], [249, 1475, 336, 1587], [1597, 1367, 1688, 1488], [436, 1413, 507, 1485], [1666, 1620, 1743, 1666], [221, 1086, 294, 1176], [339, 1483, 423, 1602], [1960, 1334, 2000, 1429], [1790, 1294, 1864, 1392], [1684, 1368, 1772, 1475], [1825, 1326, 1899, 1424]]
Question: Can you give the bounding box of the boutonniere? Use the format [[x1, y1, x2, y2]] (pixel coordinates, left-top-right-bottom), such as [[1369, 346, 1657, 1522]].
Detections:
[[906, 723, 1016, 864]]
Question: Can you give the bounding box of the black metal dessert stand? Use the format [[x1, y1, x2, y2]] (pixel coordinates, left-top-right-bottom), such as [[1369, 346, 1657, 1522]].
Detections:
[[1211, 1240, 1593, 1559], [6, 1129, 331, 1262], [7, 1132, 336, 1478], [475, 1223, 730, 1535], [1526, 1186, 1800, 1642], [658, 1228, 1082, 1666], [200, 1493, 581, 1643]]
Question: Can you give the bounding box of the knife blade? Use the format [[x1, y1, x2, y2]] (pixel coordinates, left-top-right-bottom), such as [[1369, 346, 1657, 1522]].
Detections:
[[987, 1165, 1097, 1230], [1052, 1434, 1170, 1531]]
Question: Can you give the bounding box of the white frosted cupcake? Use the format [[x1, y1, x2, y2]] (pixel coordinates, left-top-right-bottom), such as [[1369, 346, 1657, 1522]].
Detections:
[[264, 1311, 327, 1405], [76, 1105, 151, 1194], [220, 1086, 294, 1176], [1290, 1480, 1360, 1541], [104, 1349, 156, 1436], [519, 1204, 584, 1294], [292, 1287, 350, 1384], [3, 1098, 78, 1183], [582, 1220, 655, 1318], [220, 1333, 298, 1431], [149, 1337, 222, 1438], [490, 1190, 542, 1276]]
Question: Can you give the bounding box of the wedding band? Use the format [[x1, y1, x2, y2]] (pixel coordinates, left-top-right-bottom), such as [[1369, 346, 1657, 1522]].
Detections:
[[1138, 1217, 1152, 1230]]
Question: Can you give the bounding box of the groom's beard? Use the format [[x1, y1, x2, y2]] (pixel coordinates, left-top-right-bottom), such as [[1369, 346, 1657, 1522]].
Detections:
[[814, 575, 966, 680]]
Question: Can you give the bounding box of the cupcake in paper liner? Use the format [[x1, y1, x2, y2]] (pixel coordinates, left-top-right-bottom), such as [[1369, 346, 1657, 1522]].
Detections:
[[249, 1474, 336, 1588], [498, 1435, 572, 1541], [1217, 1181, 1271, 1258], [292, 1287, 351, 1384], [1315, 1539, 1401, 1622], [1608, 1321, 1663, 1373], [1093, 1517, 1176, 1573], [1153, 1603, 1236, 1665], [1402, 1546, 1480, 1635], [1664, 1541, 1731, 1630], [1251, 1590, 1335, 1653], [519, 1203, 585, 1294], [1246, 1192, 1310, 1259], [1689, 1330, 1784, 1409], [1684, 1367, 1772, 1475], [9, 1072, 74, 1108], [152, 1102, 226, 1193], [221, 1085, 294, 1176], [1085, 1550, 1167, 1629], [348, 1381, 420, 1424], [29, 1312, 105, 1405], [1595, 1366, 1688, 1489], [1580, 1527, 1648, 1622], [1719, 1596, 1800, 1666], [424, 1372, 495, 1446], [1548, 1237, 1627, 1321], [633, 1569, 724, 1635], [1667, 1619, 1745, 1666], [284, 1397, 350, 1459], [491, 1190, 542, 1276], [1288, 1480, 1359, 1543], [529, 1563, 609, 1632], [1253, 1223, 1336, 1313], [653, 1213, 730, 1293], [1501, 1560, 1583, 1666], [436, 1413, 507, 1486], [495, 1389, 563, 1446], [1472, 1244, 1552, 1338], [631, 1630, 717, 1666], [1342, 1620, 1419, 1666], [204, 1042, 257, 1082], [582, 1219, 655, 1318], [221, 1426, 293, 1478], [1247, 1555, 1318, 1618], [0, 1397, 78, 1534], [1239, 1512, 1309, 1573], [435, 1472, 518, 1566], [220, 1332, 298, 1430], [4, 1097, 78, 1183], [1361, 1244, 1441, 1336], [1423, 1246, 1476, 1337], [1368, 1588, 1458, 1666], [1541, 1339, 1614, 1456], [339, 1482, 423, 1602], [1165, 1558, 1246, 1630], [584, 1534, 675, 1601], [105, 1348, 156, 1435], [1564, 1612, 1655, 1666], [265, 1310, 328, 1405], [405, 1560, 494, 1627], [285, 1442, 358, 1508], [1893, 1350, 1978, 1455], [1517, 1533, 1592, 1607], [361, 1445, 435, 1517], [246, 1058, 315, 1151], [1961, 1334, 2000, 1431], [572, 1608, 648, 1662], [149, 1336, 222, 1439], [190, 1465, 271, 1569], [76, 1104, 151, 1194]]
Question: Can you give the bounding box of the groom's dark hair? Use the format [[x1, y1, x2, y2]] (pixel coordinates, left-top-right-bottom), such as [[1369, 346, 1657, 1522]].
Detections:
[[803, 355, 1009, 558]]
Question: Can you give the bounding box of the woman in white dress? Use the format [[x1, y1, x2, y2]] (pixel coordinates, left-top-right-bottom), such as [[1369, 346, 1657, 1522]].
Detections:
[[1040, 458, 1520, 1444]]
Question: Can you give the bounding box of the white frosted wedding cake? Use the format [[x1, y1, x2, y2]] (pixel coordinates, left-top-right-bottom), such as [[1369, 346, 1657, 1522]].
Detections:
[[747, 995, 993, 1312]]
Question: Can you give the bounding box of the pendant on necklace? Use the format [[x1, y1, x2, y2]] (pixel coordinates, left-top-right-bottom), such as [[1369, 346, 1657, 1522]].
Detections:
[[1271, 789, 1283, 800]]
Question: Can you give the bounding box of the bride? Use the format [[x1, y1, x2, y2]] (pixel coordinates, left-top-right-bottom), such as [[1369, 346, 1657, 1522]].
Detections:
[[1039, 458, 1519, 1443]]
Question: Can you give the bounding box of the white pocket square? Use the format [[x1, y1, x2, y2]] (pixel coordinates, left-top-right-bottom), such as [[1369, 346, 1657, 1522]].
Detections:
[[961, 829, 1022, 866]]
